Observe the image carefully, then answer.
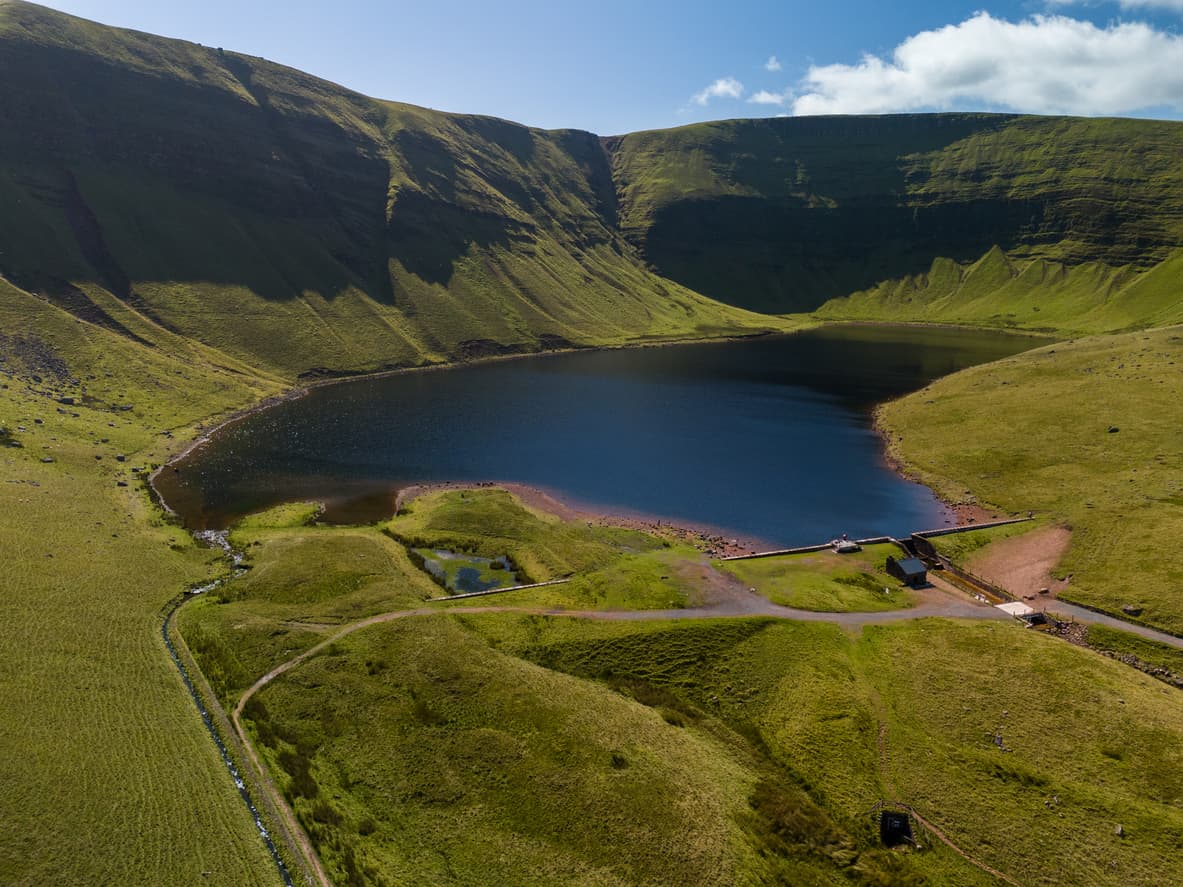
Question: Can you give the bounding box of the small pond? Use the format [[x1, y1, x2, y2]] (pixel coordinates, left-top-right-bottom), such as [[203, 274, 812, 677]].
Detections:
[[413, 549, 522, 594]]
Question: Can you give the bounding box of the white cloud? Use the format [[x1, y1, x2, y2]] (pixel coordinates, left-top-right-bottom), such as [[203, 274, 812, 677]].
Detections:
[[1051, 0, 1183, 9], [693, 77, 744, 105], [765, 55, 782, 72], [749, 89, 791, 105], [792, 12, 1183, 116]]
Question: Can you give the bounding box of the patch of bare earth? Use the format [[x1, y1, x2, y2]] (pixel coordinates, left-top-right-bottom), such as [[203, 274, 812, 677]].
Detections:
[[967, 525, 1072, 602]]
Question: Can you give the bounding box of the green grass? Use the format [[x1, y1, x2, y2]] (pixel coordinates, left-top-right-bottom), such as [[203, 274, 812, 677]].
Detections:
[[816, 247, 1183, 335], [1083, 625, 1183, 677], [227, 609, 1183, 886], [923, 521, 1041, 564], [858, 621, 1183, 886], [497, 615, 1183, 886], [0, 1, 794, 380], [242, 616, 810, 887], [233, 501, 323, 531], [386, 487, 670, 583], [879, 326, 1183, 633], [0, 280, 281, 884], [6, 5, 1183, 883], [608, 114, 1183, 314], [720, 544, 915, 612], [180, 524, 441, 702]]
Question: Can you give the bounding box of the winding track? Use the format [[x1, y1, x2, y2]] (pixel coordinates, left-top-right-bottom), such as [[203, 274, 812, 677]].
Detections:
[[221, 573, 1010, 886], [208, 568, 1177, 886]]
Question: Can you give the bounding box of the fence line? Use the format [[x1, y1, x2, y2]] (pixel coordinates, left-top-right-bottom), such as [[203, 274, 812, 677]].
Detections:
[[428, 578, 572, 602], [912, 517, 1031, 539]]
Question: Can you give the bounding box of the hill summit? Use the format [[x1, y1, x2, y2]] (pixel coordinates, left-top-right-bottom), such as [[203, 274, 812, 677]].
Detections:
[[2, 0, 1181, 375]]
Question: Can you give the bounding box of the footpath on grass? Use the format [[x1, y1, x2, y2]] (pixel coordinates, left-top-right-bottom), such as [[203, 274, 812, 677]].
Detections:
[[188, 552, 1183, 887]]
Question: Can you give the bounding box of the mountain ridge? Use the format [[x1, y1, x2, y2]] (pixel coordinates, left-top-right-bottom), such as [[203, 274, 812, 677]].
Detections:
[[2, 0, 1182, 377]]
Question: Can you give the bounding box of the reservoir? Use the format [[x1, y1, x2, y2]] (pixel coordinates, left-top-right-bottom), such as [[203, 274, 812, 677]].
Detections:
[[156, 325, 1039, 545]]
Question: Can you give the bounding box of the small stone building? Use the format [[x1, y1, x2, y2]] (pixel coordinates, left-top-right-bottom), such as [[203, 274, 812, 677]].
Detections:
[[886, 555, 927, 587]]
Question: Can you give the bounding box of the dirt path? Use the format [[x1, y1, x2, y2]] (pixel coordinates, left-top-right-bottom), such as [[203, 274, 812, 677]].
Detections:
[[968, 525, 1072, 599], [861, 675, 1023, 886], [224, 579, 1009, 884]]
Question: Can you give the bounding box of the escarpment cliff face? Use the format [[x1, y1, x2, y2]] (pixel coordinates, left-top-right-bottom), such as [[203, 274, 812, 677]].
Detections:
[[2, 0, 1181, 377], [0, 1, 773, 375], [605, 114, 1183, 313]]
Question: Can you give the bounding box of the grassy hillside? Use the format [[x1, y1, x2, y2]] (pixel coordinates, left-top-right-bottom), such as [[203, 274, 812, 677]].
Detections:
[[4, 2, 1183, 883], [0, 280, 283, 884], [188, 585, 1183, 886], [0, 0, 788, 378], [4, 1, 1183, 355], [879, 326, 1183, 633], [607, 114, 1183, 314], [818, 247, 1183, 334], [180, 491, 1183, 885]]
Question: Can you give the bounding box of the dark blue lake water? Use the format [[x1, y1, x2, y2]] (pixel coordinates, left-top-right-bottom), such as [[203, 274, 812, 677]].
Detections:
[[157, 326, 1037, 545]]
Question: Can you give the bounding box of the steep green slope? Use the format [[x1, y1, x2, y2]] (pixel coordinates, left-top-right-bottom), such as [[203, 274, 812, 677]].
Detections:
[[0, 0, 785, 378], [4, 1, 1183, 349], [817, 247, 1183, 334], [607, 114, 1183, 314]]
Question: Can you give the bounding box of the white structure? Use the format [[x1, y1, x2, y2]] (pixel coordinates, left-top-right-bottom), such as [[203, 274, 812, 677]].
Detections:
[[995, 601, 1035, 617]]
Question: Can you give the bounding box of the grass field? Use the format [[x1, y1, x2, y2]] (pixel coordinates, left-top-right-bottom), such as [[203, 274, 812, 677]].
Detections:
[[720, 544, 915, 612], [879, 326, 1183, 633], [0, 284, 282, 884], [216, 608, 1183, 887], [5, 5, 1183, 883]]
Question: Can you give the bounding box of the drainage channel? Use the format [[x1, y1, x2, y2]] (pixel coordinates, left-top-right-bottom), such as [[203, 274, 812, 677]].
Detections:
[[162, 593, 295, 887]]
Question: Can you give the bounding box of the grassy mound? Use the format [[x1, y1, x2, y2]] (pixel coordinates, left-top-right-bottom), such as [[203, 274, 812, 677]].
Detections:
[[226, 610, 1183, 886], [879, 326, 1183, 633], [720, 544, 915, 612]]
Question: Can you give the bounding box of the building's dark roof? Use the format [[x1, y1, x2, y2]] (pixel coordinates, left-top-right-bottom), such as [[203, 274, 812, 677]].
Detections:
[[896, 557, 927, 576]]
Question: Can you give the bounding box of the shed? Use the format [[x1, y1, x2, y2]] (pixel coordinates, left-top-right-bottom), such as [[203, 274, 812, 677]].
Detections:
[[886, 555, 927, 587], [879, 810, 914, 846]]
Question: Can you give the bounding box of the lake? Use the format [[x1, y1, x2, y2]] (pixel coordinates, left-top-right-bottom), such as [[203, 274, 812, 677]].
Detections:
[[155, 325, 1039, 545]]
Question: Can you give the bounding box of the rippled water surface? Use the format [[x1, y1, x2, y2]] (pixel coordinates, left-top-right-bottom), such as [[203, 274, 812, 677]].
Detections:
[[157, 326, 1038, 545]]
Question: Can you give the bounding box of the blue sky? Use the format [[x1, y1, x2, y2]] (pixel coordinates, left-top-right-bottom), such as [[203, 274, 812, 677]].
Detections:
[[38, 0, 1183, 133]]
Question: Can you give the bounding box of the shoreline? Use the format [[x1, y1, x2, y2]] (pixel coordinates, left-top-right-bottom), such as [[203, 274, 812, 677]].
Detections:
[[394, 480, 773, 559], [870, 404, 1009, 525], [149, 326, 799, 505], [152, 319, 1025, 540]]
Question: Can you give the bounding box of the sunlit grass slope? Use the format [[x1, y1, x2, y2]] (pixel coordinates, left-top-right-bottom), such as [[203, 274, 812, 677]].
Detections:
[[817, 247, 1183, 334], [879, 326, 1183, 633], [0, 0, 789, 378], [228, 609, 1183, 886], [0, 278, 281, 884], [502, 615, 1183, 886], [607, 114, 1183, 316], [182, 488, 1183, 885]]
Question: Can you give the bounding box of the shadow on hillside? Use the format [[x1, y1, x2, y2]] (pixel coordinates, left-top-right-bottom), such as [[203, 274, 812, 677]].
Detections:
[[0, 40, 540, 306], [639, 195, 1058, 313]]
